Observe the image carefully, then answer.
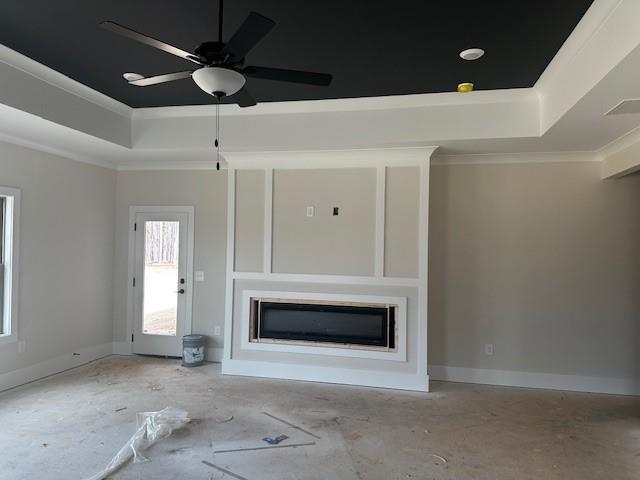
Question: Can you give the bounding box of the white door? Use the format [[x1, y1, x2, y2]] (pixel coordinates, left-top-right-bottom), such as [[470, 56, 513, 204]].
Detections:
[[132, 210, 193, 356]]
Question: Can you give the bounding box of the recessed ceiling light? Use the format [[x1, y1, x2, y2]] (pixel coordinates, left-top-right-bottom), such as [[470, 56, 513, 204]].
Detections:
[[457, 82, 474, 93], [123, 72, 144, 82], [459, 48, 485, 61]]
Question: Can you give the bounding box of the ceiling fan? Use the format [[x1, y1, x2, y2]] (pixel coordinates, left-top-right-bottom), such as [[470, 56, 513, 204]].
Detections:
[[100, 0, 333, 107]]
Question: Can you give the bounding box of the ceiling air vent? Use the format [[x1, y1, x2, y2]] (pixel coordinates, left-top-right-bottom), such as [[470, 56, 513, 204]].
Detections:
[[605, 99, 640, 115]]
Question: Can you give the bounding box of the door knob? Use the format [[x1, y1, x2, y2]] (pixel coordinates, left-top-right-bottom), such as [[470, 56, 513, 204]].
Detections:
[[178, 289, 185, 294]]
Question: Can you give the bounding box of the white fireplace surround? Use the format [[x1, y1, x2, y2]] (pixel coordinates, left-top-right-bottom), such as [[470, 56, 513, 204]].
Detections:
[[221, 147, 434, 391], [241, 290, 408, 362]]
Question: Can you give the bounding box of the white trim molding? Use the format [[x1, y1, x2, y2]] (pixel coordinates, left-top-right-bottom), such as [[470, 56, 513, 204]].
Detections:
[[223, 360, 429, 392], [0, 342, 113, 393], [429, 365, 640, 397], [598, 123, 640, 178], [111, 341, 133, 356], [125, 205, 195, 355], [206, 347, 224, 363], [232, 271, 420, 287], [134, 89, 534, 118], [416, 158, 430, 387], [224, 147, 438, 170], [240, 290, 407, 362], [0, 187, 21, 345], [431, 151, 600, 166], [222, 169, 236, 362]]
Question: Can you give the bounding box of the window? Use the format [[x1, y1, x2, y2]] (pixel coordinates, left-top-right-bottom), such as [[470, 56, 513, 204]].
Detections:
[[0, 187, 20, 343]]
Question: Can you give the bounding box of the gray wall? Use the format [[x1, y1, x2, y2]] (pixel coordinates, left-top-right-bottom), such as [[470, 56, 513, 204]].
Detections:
[[112, 170, 227, 350], [234, 170, 264, 272], [4, 146, 636, 386], [428, 160, 640, 380], [385, 166, 420, 277], [0, 141, 116, 375]]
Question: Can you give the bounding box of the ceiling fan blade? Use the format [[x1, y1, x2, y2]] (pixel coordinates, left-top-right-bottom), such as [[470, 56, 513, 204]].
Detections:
[[231, 87, 257, 107], [243, 66, 332, 86], [128, 71, 193, 86], [221, 12, 275, 61], [100, 21, 203, 65]]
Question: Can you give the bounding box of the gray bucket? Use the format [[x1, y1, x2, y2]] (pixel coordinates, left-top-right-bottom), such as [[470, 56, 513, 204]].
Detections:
[[182, 334, 206, 367]]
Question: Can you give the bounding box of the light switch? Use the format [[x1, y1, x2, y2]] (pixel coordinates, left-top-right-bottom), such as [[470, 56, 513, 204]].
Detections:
[[195, 271, 205, 282], [306, 206, 315, 217]]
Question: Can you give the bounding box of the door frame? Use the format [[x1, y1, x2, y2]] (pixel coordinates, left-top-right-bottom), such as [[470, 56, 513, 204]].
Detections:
[[125, 205, 195, 355]]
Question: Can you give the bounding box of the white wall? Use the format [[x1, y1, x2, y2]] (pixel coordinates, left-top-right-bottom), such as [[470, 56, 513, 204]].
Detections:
[[112, 170, 227, 355], [429, 160, 640, 387], [0, 141, 116, 384]]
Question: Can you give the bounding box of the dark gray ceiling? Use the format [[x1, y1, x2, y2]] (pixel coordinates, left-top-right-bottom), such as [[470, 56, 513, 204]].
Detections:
[[0, 1, 593, 108]]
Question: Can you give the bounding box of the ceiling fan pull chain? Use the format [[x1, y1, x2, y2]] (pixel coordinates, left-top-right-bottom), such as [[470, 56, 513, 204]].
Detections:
[[215, 101, 220, 170]]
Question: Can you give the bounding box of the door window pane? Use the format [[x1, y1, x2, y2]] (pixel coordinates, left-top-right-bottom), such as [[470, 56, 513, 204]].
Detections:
[[143, 221, 179, 336]]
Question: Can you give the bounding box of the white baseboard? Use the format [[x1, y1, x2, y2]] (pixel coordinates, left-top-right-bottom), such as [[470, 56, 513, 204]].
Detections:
[[429, 365, 640, 396], [13, 346, 633, 397], [222, 359, 428, 392], [111, 341, 132, 355], [112, 342, 221, 363], [0, 342, 113, 393], [206, 347, 223, 363]]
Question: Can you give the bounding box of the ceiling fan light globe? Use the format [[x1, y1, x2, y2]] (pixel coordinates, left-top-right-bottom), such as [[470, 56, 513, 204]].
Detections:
[[192, 67, 245, 97]]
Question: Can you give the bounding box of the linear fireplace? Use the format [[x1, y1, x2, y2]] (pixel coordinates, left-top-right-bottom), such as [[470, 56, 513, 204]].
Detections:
[[251, 299, 396, 349], [241, 291, 407, 362]]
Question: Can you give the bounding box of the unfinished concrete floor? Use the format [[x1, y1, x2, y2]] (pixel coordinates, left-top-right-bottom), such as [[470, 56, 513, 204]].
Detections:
[[0, 356, 638, 480]]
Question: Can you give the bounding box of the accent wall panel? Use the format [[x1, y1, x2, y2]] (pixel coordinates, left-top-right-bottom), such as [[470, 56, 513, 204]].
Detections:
[[272, 168, 376, 275], [234, 169, 265, 272], [385, 166, 420, 277]]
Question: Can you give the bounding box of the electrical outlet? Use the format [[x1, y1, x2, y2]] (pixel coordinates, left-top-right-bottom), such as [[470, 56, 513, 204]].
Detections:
[[306, 206, 315, 217], [195, 271, 205, 282], [214, 326, 221, 336], [18, 341, 26, 353], [485, 343, 494, 355]]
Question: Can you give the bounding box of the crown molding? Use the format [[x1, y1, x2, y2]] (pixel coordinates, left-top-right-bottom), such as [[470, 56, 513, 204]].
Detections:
[[597, 123, 640, 159], [115, 149, 608, 171], [0, 132, 117, 170], [116, 159, 223, 171], [535, 0, 622, 91], [598, 123, 640, 178], [0, 44, 132, 118], [117, 150, 604, 171], [132, 89, 536, 119], [223, 146, 438, 169]]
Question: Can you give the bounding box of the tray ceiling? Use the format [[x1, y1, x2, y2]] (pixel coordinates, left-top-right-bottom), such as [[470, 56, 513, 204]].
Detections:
[[0, 0, 593, 107]]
